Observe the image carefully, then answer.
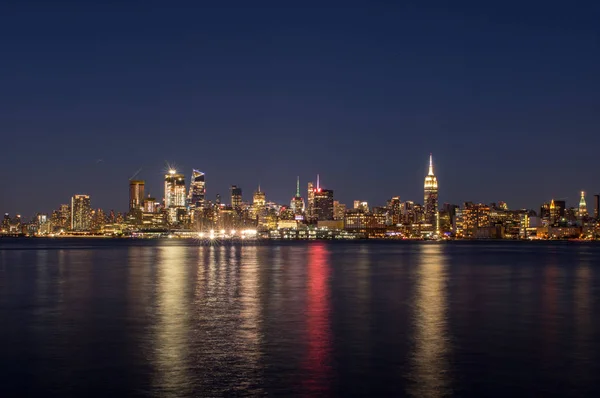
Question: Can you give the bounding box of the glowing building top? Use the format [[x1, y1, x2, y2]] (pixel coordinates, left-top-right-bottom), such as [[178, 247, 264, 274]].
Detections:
[[290, 176, 305, 214], [424, 153, 438, 191], [423, 153, 439, 232], [579, 191, 588, 217]]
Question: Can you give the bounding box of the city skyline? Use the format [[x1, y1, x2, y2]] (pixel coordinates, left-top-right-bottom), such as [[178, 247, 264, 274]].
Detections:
[[1, 155, 598, 218]]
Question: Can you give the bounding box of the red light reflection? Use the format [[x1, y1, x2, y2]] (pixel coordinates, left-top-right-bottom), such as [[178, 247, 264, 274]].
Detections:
[[302, 242, 332, 395]]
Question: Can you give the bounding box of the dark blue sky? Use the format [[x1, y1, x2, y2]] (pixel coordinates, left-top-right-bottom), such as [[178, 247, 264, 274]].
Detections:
[[2, 1, 599, 217]]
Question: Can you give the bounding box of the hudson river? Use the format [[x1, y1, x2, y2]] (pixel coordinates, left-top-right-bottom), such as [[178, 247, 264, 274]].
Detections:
[[1, 239, 599, 397]]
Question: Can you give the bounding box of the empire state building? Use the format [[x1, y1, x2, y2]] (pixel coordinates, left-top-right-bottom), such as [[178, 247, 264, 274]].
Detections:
[[424, 154, 439, 232]]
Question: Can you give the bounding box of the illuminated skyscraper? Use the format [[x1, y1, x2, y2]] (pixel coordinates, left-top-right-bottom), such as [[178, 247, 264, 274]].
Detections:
[[313, 176, 334, 221], [188, 169, 206, 209], [333, 201, 346, 221], [129, 180, 145, 211], [424, 154, 439, 232], [252, 185, 266, 219], [290, 176, 305, 215], [549, 199, 560, 225], [579, 191, 588, 218], [253, 185, 266, 207], [387, 196, 401, 225], [594, 194, 599, 220], [231, 185, 242, 209], [71, 194, 91, 231], [165, 169, 186, 208], [307, 181, 315, 220]]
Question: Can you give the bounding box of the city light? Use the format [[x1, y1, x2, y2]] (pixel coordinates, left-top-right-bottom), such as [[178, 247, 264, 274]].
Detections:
[[3, 155, 599, 241]]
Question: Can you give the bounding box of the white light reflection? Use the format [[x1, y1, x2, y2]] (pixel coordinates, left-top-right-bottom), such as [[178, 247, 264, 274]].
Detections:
[[153, 245, 192, 396], [407, 243, 451, 397], [236, 245, 263, 392]]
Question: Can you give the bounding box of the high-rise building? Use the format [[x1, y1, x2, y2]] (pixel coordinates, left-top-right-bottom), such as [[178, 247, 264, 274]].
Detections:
[[313, 183, 334, 221], [165, 169, 186, 208], [252, 186, 266, 220], [333, 201, 346, 221], [307, 181, 315, 221], [91, 208, 106, 231], [424, 154, 439, 232], [290, 176, 305, 215], [188, 170, 206, 209], [353, 201, 369, 212], [129, 180, 145, 211], [253, 186, 266, 207], [387, 196, 401, 225], [231, 185, 243, 209], [71, 194, 91, 231], [594, 194, 599, 220], [579, 191, 588, 218], [58, 204, 70, 228], [143, 195, 156, 213]]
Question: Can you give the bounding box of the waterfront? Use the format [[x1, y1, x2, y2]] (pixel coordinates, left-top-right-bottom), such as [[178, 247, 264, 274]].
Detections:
[[1, 239, 599, 397]]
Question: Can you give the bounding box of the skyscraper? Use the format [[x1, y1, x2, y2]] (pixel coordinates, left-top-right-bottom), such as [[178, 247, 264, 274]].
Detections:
[[290, 176, 305, 215], [165, 169, 186, 208], [188, 169, 205, 209], [424, 154, 439, 232], [313, 177, 334, 221], [253, 185, 266, 207], [129, 180, 145, 211], [333, 201, 346, 221], [307, 181, 315, 221], [71, 194, 91, 231], [579, 191, 588, 218], [594, 194, 599, 220], [231, 185, 242, 209], [252, 185, 266, 219]]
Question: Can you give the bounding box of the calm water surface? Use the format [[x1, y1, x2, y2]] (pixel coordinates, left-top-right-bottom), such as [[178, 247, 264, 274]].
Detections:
[[1, 239, 599, 397]]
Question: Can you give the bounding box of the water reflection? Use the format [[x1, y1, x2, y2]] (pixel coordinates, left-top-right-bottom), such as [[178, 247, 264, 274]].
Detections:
[[407, 244, 451, 397], [153, 245, 192, 397], [236, 245, 263, 393], [302, 242, 332, 395]]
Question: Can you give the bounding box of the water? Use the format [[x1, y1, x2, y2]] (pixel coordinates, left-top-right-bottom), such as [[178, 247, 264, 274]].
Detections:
[[1, 239, 599, 397]]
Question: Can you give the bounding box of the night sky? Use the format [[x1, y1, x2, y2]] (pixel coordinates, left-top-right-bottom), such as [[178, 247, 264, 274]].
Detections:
[[2, 1, 599, 217]]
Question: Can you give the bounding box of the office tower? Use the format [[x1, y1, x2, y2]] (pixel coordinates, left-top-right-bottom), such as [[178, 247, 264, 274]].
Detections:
[[71, 194, 91, 231], [290, 176, 305, 215], [253, 186, 266, 207], [58, 204, 70, 228], [424, 154, 439, 232], [91, 209, 106, 231], [231, 185, 243, 209], [129, 180, 145, 211], [252, 185, 266, 220], [353, 201, 369, 212], [164, 169, 186, 208], [579, 191, 588, 218], [594, 194, 599, 220], [143, 195, 156, 213], [307, 182, 315, 220], [2, 213, 10, 232], [313, 180, 334, 221], [387, 196, 401, 225], [333, 201, 346, 221], [188, 169, 205, 209], [549, 199, 559, 225]]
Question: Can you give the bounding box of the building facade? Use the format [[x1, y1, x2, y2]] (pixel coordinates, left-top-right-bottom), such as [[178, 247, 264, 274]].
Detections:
[[71, 194, 91, 231], [423, 154, 439, 232], [230, 185, 242, 209]]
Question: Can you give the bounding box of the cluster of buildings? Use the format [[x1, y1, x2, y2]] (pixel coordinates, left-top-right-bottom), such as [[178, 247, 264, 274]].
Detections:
[[2, 155, 599, 240]]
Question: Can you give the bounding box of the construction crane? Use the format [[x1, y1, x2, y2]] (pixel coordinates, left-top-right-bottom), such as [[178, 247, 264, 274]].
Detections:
[[129, 168, 143, 181]]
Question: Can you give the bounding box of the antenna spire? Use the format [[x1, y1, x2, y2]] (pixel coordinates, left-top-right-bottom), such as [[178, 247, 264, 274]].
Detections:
[[428, 153, 434, 176], [296, 176, 300, 197]]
